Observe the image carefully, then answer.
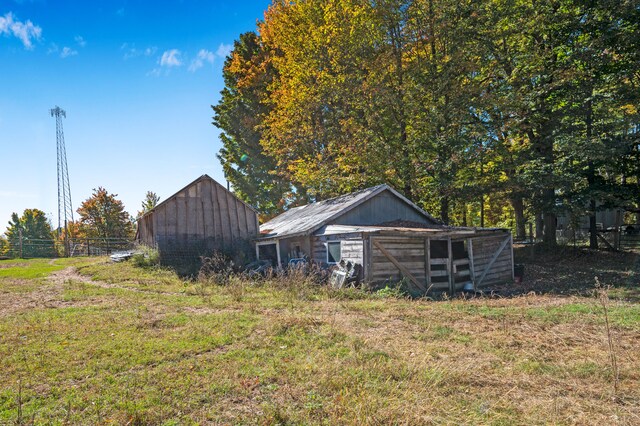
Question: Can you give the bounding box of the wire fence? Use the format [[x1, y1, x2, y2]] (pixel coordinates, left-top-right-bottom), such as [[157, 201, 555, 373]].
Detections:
[[1, 238, 135, 259], [554, 223, 640, 250]]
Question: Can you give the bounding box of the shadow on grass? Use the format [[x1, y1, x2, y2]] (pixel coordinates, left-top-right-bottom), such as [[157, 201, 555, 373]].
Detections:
[[497, 245, 640, 302]]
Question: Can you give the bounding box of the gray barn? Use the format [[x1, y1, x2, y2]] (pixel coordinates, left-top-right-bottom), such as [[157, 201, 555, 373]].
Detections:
[[257, 185, 513, 294], [137, 175, 259, 257]]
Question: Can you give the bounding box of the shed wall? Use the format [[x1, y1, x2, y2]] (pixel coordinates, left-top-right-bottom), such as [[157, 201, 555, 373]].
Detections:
[[137, 177, 258, 255], [364, 232, 513, 293], [334, 192, 433, 226], [470, 234, 513, 287]]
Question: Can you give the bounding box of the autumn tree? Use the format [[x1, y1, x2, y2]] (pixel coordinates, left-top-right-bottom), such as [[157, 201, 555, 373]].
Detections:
[[217, 0, 638, 240], [213, 31, 293, 217], [5, 209, 56, 257], [77, 187, 134, 239]]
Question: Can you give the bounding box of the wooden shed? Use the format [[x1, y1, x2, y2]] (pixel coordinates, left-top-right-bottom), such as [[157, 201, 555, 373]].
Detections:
[[256, 185, 513, 294], [137, 175, 259, 257]]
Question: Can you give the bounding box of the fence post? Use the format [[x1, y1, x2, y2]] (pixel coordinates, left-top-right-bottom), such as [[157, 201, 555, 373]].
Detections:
[[19, 229, 23, 258], [614, 209, 623, 251]]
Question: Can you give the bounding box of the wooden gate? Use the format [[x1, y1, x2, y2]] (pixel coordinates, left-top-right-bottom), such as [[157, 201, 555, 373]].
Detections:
[[367, 233, 513, 294]]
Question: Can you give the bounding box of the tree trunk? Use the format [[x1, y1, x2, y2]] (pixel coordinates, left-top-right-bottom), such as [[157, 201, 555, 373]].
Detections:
[[440, 196, 449, 225], [535, 213, 544, 240], [585, 96, 598, 249], [543, 209, 557, 246], [511, 196, 526, 240]]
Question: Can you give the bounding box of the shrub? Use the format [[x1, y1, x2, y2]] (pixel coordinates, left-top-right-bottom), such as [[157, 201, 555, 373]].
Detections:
[[132, 246, 160, 268]]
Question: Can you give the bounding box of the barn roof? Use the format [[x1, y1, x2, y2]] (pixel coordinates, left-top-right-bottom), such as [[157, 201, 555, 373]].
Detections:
[[137, 174, 258, 220], [259, 184, 438, 240]]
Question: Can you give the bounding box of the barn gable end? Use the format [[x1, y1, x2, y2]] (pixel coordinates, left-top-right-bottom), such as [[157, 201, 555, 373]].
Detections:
[[137, 175, 258, 259]]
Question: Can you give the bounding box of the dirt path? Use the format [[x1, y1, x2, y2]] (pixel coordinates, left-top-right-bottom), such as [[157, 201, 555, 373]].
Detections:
[[48, 267, 187, 297]]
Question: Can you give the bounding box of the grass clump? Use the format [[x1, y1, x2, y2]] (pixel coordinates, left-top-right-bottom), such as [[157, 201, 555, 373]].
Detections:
[[131, 245, 160, 268]]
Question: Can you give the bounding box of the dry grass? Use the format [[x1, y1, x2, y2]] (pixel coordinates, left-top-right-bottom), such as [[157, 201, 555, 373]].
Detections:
[[0, 256, 638, 425]]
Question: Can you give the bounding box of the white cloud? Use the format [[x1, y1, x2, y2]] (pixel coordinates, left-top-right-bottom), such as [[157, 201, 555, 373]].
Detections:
[[216, 43, 232, 58], [121, 43, 157, 59], [159, 49, 182, 67], [74, 35, 86, 47], [147, 68, 163, 77], [0, 12, 42, 49], [47, 42, 59, 54], [188, 49, 215, 72], [60, 46, 77, 58]]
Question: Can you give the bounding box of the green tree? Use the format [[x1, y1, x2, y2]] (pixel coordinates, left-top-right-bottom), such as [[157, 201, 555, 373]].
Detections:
[[138, 191, 160, 218], [77, 187, 134, 239], [5, 209, 56, 257], [0, 234, 7, 256]]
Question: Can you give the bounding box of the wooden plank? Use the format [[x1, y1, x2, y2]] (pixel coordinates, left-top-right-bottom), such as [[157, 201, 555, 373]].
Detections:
[[372, 264, 428, 276], [187, 192, 198, 239], [216, 182, 230, 245], [425, 238, 431, 291], [155, 207, 166, 240], [372, 255, 425, 264], [468, 238, 476, 290], [364, 237, 372, 283], [202, 181, 214, 240], [225, 190, 239, 241], [210, 181, 222, 243], [167, 200, 178, 237], [475, 236, 511, 287], [372, 239, 427, 293], [195, 182, 205, 238], [509, 234, 514, 280]]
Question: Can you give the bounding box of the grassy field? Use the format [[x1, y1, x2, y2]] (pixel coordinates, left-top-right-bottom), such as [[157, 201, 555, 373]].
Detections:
[[0, 250, 639, 425]]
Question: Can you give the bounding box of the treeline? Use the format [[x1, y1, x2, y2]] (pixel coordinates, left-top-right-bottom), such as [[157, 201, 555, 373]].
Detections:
[[213, 0, 640, 245], [1, 188, 138, 258]]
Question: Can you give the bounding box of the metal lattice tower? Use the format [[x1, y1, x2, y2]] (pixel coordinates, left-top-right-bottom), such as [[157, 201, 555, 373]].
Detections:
[[50, 106, 74, 238]]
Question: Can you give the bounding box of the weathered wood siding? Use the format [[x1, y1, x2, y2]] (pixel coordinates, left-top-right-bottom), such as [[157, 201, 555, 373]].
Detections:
[[369, 237, 427, 286], [311, 237, 328, 264], [341, 240, 364, 265], [334, 191, 433, 226], [363, 233, 513, 293], [137, 176, 258, 254], [470, 234, 513, 287], [307, 236, 363, 266]]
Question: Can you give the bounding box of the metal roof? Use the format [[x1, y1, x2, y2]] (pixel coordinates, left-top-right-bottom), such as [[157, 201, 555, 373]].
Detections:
[[258, 184, 439, 240]]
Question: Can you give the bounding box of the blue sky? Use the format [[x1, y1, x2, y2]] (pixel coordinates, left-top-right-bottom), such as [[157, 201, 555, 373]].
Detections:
[[0, 0, 270, 232]]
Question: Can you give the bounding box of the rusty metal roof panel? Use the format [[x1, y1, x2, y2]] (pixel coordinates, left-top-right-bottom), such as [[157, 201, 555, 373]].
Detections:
[[259, 184, 440, 239], [259, 185, 389, 239]]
